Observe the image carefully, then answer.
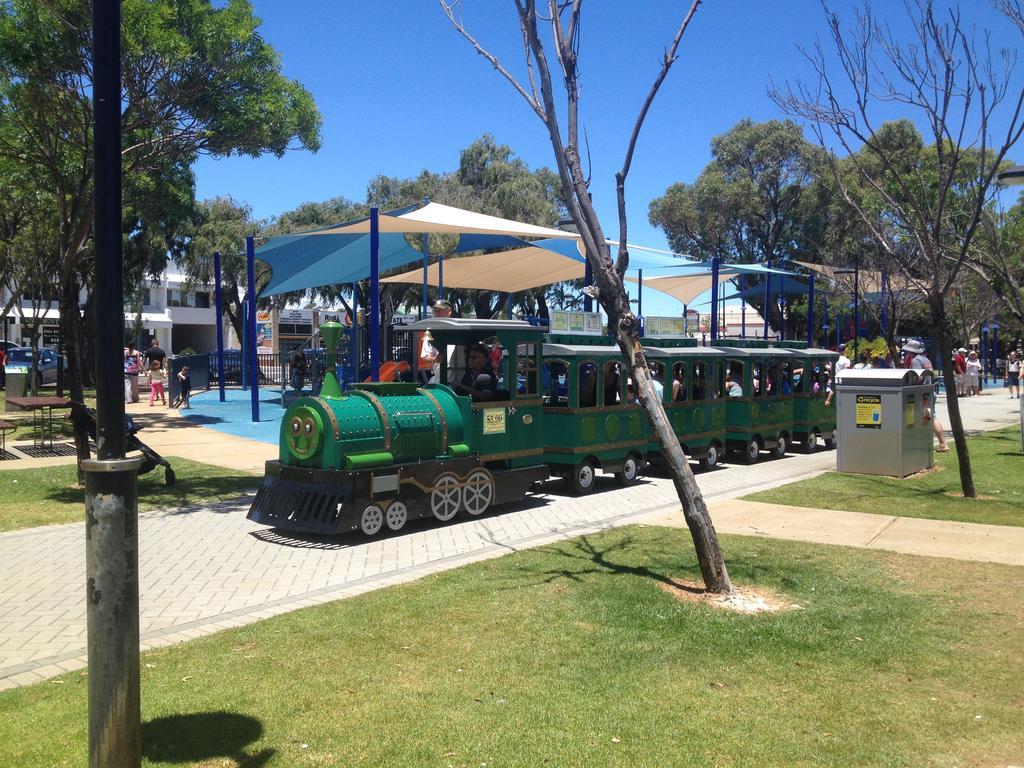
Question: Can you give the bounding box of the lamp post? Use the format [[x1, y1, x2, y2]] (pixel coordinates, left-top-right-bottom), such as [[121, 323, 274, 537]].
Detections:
[[834, 265, 860, 353], [996, 165, 1024, 452]]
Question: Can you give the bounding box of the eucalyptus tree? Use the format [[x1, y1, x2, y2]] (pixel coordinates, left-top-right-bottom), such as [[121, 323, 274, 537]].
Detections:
[[772, 1, 1024, 497], [0, 0, 322, 405], [442, 1, 732, 593]]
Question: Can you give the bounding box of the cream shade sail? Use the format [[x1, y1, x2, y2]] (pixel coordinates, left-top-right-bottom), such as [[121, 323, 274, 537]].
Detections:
[[310, 201, 580, 239], [382, 243, 585, 292], [627, 272, 731, 306]]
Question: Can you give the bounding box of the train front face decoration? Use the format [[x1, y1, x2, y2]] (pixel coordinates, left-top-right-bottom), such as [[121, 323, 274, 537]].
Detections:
[[247, 319, 837, 536]]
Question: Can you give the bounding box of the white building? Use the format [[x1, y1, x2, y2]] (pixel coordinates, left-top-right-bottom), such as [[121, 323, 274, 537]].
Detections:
[[1, 263, 221, 354]]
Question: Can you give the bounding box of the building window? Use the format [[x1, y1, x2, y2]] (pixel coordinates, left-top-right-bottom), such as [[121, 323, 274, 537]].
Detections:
[[194, 291, 210, 309]]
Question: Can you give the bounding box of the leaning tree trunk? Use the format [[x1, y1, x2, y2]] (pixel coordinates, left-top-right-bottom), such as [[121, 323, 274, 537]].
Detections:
[[931, 300, 975, 498]]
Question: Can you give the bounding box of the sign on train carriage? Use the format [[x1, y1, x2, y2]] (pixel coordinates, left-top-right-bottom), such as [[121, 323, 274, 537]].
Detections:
[[549, 310, 603, 335]]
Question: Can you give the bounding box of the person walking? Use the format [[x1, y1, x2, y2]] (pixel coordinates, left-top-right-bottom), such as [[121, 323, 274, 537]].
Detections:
[[902, 339, 949, 452], [176, 365, 192, 409], [835, 343, 851, 372], [965, 349, 982, 395], [1008, 350, 1020, 399], [148, 359, 167, 406], [123, 341, 142, 403], [288, 347, 308, 394]]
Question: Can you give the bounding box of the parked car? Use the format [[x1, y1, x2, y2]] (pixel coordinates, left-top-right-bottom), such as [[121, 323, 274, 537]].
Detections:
[[4, 346, 66, 386]]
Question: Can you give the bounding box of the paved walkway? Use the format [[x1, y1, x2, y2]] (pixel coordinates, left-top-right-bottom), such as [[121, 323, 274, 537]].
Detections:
[[0, 391, 1020, 690]]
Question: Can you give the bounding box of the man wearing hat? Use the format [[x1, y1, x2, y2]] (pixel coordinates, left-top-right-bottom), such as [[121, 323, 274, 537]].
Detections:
[[417, 300, 453, 383], [953, 347, 968, 396], [835, 342, 851, 372]]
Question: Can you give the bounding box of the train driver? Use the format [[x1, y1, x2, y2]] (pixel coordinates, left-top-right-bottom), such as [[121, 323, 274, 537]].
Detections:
[[453, 343, 499, 401]]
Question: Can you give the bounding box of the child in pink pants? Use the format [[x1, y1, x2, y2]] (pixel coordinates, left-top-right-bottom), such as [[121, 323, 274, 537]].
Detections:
[[149, 364, 167, 406]]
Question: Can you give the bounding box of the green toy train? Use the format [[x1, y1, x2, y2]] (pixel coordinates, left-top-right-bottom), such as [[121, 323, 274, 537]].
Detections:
[[247, 318, 837, 535]]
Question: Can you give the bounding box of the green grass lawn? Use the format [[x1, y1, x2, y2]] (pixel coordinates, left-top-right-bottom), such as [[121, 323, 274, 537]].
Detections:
[[0, 456, 258, 532], [0, 527, 1020, 767], [746, 425, 1024, 527]]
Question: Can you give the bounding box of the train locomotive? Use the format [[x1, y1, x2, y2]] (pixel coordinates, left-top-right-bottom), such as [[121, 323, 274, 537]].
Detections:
[[248, 318, 838, 536]]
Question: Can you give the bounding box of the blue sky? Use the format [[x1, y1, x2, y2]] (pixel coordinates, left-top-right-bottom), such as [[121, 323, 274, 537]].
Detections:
[[194, 1, 1020, 317]]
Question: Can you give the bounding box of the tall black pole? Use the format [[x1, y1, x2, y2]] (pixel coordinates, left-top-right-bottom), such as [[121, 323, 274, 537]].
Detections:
[[853, 257, 860, 345], [214, 251, 225, 402], [86, 1, 143, 765]]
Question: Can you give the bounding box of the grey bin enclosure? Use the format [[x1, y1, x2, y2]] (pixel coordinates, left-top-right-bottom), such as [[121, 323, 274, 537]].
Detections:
[[835, 368, 935, 477], [3, 366, 28, 400]]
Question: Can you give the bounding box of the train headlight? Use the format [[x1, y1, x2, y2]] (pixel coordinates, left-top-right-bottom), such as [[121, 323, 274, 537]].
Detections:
[[286, 405, 323, 460]]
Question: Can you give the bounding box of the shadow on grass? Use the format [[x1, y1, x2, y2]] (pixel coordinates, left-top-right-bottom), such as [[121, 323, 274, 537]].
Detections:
[[535, 533, 705, 593], [41, 475, 258, 511], [142, 711, 273, 766]]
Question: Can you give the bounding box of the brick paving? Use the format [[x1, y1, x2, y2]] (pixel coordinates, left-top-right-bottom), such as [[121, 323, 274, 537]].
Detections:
[[0, 392, 1019, 690]]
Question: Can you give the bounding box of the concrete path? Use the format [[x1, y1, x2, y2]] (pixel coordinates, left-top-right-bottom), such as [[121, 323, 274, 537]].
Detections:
[[0, 390, 1020, 690]]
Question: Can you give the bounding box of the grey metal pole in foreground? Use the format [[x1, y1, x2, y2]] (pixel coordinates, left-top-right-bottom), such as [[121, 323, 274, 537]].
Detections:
[[86, 1, 142, 765]]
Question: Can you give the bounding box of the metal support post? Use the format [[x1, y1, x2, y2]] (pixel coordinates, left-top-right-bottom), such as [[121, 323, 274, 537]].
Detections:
[[214, 251, 225, 402], [369, 208, 380, 381], [710, 258, 719, 341], [246, 236, 259, 422], [87, 1, 142, 764], [637, 269, 644, 321], [853, 259, 860, 343], [807, 273, 815, 345], [421, 232, 429, 320], [351, 283, 359, 385], [740, 274, 746, 338], [881, 271, 888, 335], [763, 261, 771, 340]]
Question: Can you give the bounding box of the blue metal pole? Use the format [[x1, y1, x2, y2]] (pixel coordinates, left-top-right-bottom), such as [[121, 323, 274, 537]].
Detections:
[[246, 236, 259, 423], [438, 253, 444, 298], [982, 326, 990, 387], [637, 268, 644, 320], [214, 251, 225, 402], [807, 273, 815, 346], [240, 300, 247, 392], [710, 258, 720, 341], [421, 233, 429, 320], [993, 321, 1000, 378], [823, 293, 829, 347], [741, 274, 746, 338], [683, 304, 688, 336], [584, 259, 593, 313], [370, 207, 380, 382], [763, 261, 771, 340], [351, 283, 358, 385]]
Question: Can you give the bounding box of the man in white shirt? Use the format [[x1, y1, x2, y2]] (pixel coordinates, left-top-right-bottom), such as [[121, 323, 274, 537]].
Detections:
[[835, 343, 851, 372]]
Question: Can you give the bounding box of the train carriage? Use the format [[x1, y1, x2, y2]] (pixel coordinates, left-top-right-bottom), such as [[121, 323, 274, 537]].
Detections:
[[642, 345, 728, 469], [717, 345, 796, 463], [540, 341, 648, 492], [790, 347, 839, 451]]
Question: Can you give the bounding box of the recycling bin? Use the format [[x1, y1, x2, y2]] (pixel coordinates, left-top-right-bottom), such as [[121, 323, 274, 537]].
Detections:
[[3, 365, 28, 400], [835, 368, 934, 477]]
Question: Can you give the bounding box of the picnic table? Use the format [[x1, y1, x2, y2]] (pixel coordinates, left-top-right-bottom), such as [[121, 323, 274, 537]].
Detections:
[[4, 396, 72, 449], [0, 420, 14, 454]]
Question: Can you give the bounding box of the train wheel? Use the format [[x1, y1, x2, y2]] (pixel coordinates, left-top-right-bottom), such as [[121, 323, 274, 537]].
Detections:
[[385, 500, 408, 532], [430, 473, 461, 521], [699, 443, 720, 470], [804, 431, 819, 453], [744, 439, 761, 464], [571, 460, 597, 495], [773, 434, 788, 458], [463, 469, 495, 516], [614, 455, 640, 486], [360, 504, 384, 536]]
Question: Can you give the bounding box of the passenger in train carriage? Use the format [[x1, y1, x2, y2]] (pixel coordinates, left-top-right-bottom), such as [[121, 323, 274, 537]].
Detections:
[[725, 372, 743, 398], [579, 362, 598, 407], [671, 365, 686, 402], [603, 362, 621, 406], [453, 342, 499, 402]]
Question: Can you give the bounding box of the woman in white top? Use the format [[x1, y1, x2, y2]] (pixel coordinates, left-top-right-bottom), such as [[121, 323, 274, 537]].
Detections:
[[1008, 350, 1020, 398], [965, 350, 982, 395]]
